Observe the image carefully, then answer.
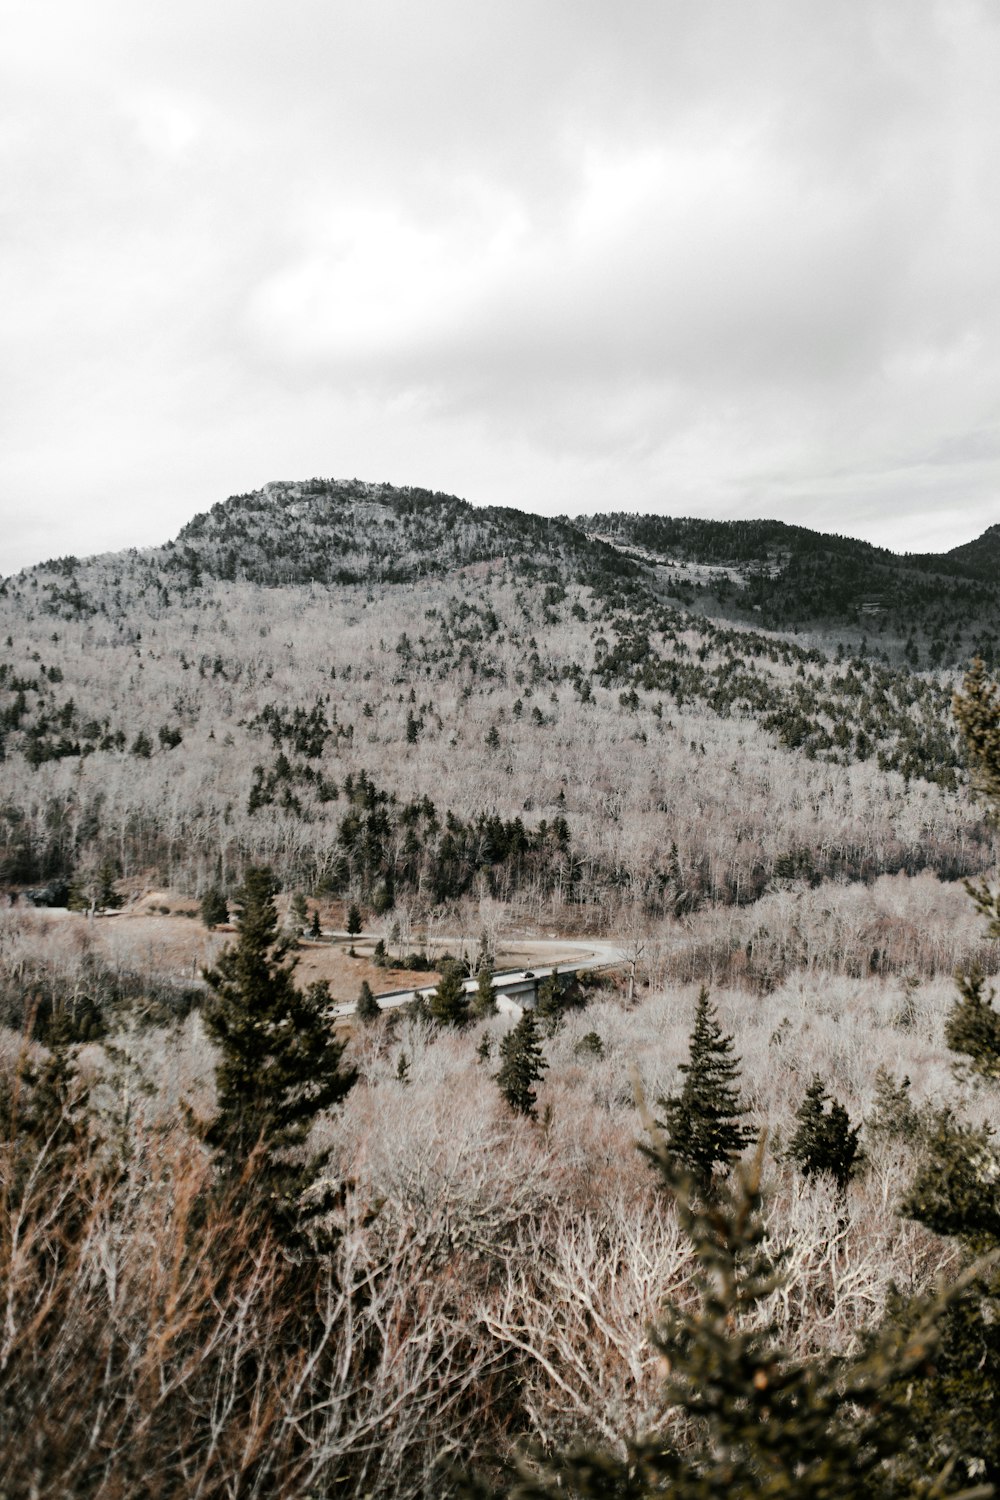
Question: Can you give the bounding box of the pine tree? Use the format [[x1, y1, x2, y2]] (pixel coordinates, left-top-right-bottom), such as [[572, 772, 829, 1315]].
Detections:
[[428, 963, 469, 1027], [535, 972, 564, 1034], [471, 961, 498, 1018], [787, 1075, 860, 1191], [346, 902, 363, 937], [200, 886, 229, 929], [945, 967, 1000, 1081], [309, 906, 321, 939], [874, 659, 1000, 1487], [202, 866, 356, 1226], [466, 1142, 985, 1499], [355, 980, 381, 1025], [96, 861, 124, 911], [496, 1009, 547, 1117], [657, 986, 755, 1194]]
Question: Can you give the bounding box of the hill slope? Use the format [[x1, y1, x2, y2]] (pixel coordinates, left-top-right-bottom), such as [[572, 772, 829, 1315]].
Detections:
[[0, 480, 995, 920]]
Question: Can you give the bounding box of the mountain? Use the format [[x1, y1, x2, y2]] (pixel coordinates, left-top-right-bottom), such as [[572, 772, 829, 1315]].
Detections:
[[583, 510, 1000, 667], [939, 520, 1000, 583], [0, 479, 995, 915]]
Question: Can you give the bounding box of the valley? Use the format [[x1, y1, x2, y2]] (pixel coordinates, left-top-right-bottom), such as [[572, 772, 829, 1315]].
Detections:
[[2, 478, 1000, 1498]]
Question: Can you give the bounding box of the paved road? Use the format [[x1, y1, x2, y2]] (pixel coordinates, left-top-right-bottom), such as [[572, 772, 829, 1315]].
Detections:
[[330, 936, 622, 1018]]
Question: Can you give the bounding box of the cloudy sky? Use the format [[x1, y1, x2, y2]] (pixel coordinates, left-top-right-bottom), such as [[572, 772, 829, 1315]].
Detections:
[[4, 1, 1000, 573]]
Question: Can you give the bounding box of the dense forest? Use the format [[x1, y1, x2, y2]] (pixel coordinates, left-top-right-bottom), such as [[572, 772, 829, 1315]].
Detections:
[[3, 480, 1000, 1497], [0, 479, 996, 915]]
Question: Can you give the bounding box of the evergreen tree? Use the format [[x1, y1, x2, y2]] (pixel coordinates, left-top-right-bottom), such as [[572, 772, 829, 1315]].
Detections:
[[355, 979, 381, 1025], [291, 890, 308, 928], [866, 1068, 921, 1145], [945, 968, 1000, 1081], [428, 963, 469, 1027], [309, 906, 321, 938], [346, 901, 363, 937], [787, 1075, 860, 1191], [96, 861, 124, 911], [954, 658, 1000, 943], [657, 986, 755, 1194], [954, 656, 1000, 810], [202, 866, 356, 1227], [466, 1143, 985, 1499], [471, 961, 498, 1018], [200, 886, 229, 929], [874, 659, 1000, 1487], [496, 1009, 547, 1117], [535, 972, 564, 1035]]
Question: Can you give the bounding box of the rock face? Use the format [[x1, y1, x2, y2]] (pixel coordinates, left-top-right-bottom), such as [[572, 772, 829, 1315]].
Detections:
[[19, 881, 69, 907]]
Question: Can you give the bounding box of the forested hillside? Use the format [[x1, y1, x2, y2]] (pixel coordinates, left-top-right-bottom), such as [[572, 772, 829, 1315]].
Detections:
[[0, 479, 996, 922], [587, 509, 1000, 668], [4, 479, 1000, 1497]]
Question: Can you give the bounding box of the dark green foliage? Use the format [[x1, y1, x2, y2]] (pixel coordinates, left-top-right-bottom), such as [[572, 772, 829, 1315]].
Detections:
[[866, 1068, 921, 1145], [291, 890, 308, 927], [954, 657, 1000, 812], [471, 962, 498, 1018], [309, 906, 321, 938], [573, 1030, 604, 1058], [534, 973, 564, 1034], [534, 969, 583, 1035], [787, 1075, 861, 1191], [888, 1109, 1000, 1486], [0, 1025, 89, 1205], [355, 980, 380, 1025], [953, 660, 1000, 942], [130, 730, 152, 758], [946, 968, 1000, 1080], [903, 1110, 1000, 1252], [883, 661, 1000, 1489], [657, 987, 755, 1193], [495, 1009, 547, 1117], [428, 963, 469, 1028], [96, 862, 124, 910], [201, 866, 356, 1225], [471, 1141, 985, 1500], [67, 861, 123, 913], [200, 886, 229, 929], [346, 901, 363, 936]]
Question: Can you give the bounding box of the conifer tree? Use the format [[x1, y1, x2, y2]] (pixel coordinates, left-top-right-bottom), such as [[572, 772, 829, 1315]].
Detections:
[[202, 866, 356, 1225], [787, 1075, 860, 1191], [309, 906, 321, 938], [534, 972, 564, 1034], [200, 886, 229, 929], [657, 986, 755, 1194], [346, 901, 363, 937], [875, 659, 1000, 1487], [428, 963, 469, 1027], [944, 968, 1000, 1081], [467, 1142, 985, 1499], [355, 979, 381, 1024], [471, 961, 498, 1018], [496, 1009, 547, 1117]]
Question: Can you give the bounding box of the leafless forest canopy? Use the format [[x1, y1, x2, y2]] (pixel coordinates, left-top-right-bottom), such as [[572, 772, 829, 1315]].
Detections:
[[2, 478, 1000, 1497]]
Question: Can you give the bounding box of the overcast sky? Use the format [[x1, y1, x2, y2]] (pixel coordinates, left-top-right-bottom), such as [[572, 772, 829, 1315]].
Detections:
[[4, 1, 1000, 574]]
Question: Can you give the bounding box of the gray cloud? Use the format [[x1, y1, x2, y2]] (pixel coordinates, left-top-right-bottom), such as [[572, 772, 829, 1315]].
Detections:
[[3, 1, 999, 572]]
